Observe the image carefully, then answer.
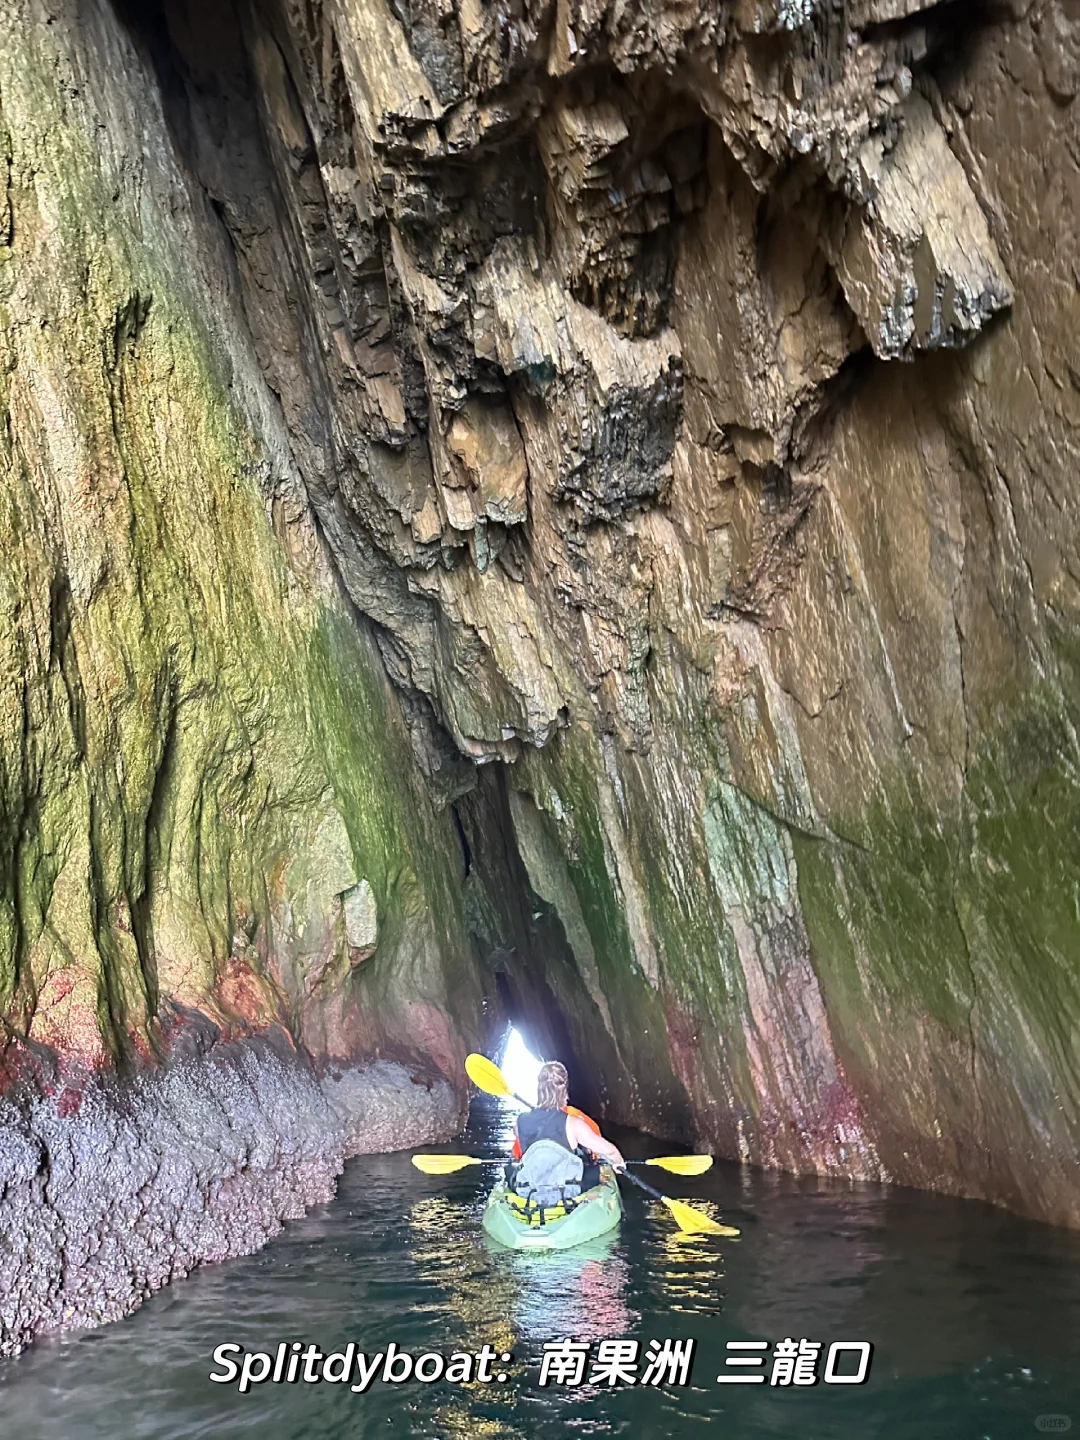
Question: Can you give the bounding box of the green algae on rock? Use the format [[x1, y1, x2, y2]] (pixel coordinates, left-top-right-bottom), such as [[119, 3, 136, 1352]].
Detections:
[[1, 0, 1079, 1372], [0, 0, 487, 1079], [0, 0, 496, 1356]]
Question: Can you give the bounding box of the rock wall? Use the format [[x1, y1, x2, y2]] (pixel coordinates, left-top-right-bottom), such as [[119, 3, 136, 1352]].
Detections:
[[139, 0, 1072, 1224], [0, 0, 490, 1080], [0, 0, 1077, 1332], [0, 0, 494, 1349], [231, 0, 1078, 1224], [0, 1024, 459, 1356]]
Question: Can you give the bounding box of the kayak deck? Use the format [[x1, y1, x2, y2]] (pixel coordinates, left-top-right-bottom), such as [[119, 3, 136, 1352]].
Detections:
[[481, 1168, 623, 1251]]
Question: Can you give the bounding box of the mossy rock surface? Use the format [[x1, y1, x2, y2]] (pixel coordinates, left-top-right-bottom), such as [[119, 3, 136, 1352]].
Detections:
[[0, 3, 486, 1081]]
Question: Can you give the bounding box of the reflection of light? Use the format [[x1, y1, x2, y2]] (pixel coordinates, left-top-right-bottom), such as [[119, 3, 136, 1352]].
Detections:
[[657, 1228, 726, 1314], [409, 1197, 636, 1352], [646, 1203, 729, 1315], [409, 1196, 468, 1237], [408, 1197, 519, 1360], [480, 1234, 638, 1343], [432, 1407, 528, 1439], [498, 1027, 542, 1106]]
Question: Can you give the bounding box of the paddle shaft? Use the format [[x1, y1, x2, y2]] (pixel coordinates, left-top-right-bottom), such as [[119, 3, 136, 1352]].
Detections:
[[415, 1153, 693, 1171], [479, 1067, 684, 1176], [618, 1167, 665, 1201], [618, 1166, 737, 1235], [498, 1087, 670, 1195]]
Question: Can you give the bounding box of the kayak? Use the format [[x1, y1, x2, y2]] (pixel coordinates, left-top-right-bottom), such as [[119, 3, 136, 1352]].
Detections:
[[481, 1167, 623, 1251]]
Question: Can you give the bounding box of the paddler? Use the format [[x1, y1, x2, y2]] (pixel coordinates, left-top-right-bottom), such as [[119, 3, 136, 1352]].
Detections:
[[512, 1060, 626, 1187]]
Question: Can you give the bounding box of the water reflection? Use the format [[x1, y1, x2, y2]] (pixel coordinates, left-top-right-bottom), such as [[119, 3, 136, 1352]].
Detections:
[[490, 1235, 638, 1344], [655, 1228, 726, 1314], [429, 1403, 531, 1440], [408, 1195, 638, 1346], [0, 1097, 1077, 1440], [408, 1195, 516, 1356]]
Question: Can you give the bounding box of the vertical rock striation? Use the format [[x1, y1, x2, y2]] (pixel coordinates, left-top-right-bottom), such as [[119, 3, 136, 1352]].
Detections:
[[0, 0, 1078, 1351], [0, 0, 490, 1352], [169, 0, 1070, 1225]]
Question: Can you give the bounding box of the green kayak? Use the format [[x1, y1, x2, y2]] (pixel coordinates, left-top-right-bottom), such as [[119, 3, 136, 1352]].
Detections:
[[481, 1168, 623, 1251]]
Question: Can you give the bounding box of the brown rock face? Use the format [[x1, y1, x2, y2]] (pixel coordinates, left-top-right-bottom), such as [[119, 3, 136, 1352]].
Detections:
[[1, 0, 1078, 1286]]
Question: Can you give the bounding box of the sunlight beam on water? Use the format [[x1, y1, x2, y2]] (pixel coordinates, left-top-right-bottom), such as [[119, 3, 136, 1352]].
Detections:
[[497, 1027, 542, 1106]]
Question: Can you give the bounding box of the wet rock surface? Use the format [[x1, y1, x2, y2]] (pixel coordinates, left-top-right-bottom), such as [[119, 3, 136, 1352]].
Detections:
[[0, 1020, 460, 1357], [0, 0, 490, 1081], [0, 0, 1078, 1357], [170, 0, 1071, 1225]]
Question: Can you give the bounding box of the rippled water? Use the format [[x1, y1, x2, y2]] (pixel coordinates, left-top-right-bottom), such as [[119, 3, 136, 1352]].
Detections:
[[3, 1097, 1079, 1439]]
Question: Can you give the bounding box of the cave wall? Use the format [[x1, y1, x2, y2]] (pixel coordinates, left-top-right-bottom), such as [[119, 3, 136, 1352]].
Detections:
[[0, 0, 1078, 1237], [0, 0, 490, 1087], [190, 0, 1074, 1224]]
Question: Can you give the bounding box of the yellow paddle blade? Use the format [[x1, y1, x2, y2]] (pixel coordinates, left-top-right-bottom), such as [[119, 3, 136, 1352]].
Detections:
[[662, 1196, 740, 1238], [646, 1155, 714, 1176], [465, 1052, 511, 1098], [411, 1154, 487, 1175]]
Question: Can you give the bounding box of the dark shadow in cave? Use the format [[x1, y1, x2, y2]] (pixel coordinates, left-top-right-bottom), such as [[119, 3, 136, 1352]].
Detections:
[[101, 0, 701, 1143], [457, 763, 660, 1130]]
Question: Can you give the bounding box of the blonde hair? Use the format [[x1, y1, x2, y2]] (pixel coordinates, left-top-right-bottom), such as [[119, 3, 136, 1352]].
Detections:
[[536, 1060, 569, 1110]]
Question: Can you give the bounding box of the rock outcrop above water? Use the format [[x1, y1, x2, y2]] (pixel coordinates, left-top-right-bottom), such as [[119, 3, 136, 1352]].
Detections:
[[0, 0, 1078, 1352], [0, 1016, 459, 1356]]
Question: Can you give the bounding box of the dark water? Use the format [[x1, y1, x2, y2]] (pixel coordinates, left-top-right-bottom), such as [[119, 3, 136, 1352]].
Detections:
[[3, 1098, 1079, 1440]]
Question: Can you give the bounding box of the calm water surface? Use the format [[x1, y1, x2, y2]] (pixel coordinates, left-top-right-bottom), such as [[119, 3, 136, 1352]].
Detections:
[[2, 1098, 1078, 1440]]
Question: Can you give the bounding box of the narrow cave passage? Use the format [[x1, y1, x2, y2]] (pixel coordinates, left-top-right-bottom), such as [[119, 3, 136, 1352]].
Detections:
[[2, 0, 1079, 1429], [497, 1026, 543, 1105]]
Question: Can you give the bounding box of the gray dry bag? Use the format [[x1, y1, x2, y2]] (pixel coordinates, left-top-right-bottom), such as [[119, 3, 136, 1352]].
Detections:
[[512, 1139, 584, 1209]]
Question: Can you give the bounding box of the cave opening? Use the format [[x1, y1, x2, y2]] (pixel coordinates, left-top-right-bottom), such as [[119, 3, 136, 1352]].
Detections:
[[496, 1025, 543, 1106]]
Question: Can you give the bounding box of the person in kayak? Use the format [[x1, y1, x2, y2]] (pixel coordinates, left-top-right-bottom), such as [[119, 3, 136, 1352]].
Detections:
[[513, 1060, 626, 1188]]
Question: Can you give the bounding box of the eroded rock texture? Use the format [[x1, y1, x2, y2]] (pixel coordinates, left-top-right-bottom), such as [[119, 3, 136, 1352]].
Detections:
[[0, 0, 486, 1349], [0, 0, 491, 1075], [0, 1018, 459, 1355], [145, 0, 1071, 1224], [0, 0, 1078, 1347]]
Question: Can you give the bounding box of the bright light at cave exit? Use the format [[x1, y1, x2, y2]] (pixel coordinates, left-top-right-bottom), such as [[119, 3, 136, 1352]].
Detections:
[[498, 1027, 542, 1106]]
